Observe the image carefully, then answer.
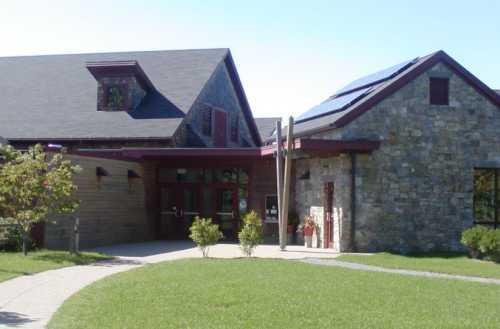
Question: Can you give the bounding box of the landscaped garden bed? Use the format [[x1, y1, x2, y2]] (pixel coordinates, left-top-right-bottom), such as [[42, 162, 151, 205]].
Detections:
[[48, 258, 500, 329]]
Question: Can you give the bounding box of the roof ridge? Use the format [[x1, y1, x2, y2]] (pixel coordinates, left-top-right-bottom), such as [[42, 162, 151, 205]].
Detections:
[[0, 48, 230, 59]]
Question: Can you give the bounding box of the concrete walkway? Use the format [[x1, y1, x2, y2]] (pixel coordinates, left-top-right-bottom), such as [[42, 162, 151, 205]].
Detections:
[[302, 258, 500, 285], [0, 241, 339, 329]]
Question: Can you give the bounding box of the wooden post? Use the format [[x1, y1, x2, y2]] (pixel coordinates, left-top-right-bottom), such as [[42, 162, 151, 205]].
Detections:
[[275, 120, 284, 249], [280, 116, 294, 250], [74, 217, 80, 255]]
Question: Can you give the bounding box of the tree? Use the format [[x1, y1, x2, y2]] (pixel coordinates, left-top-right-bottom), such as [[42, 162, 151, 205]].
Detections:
[[238, 211, 263, 257], [189, 217, 223, 257], [0, 144, 81, 255]]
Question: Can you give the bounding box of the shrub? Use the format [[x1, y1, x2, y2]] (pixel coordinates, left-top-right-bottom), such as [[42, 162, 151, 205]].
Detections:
[[479, 229, 500, 263], [238, 211, 263, 257], [189, 217, 223, 258], [461, 226, 490, 259]]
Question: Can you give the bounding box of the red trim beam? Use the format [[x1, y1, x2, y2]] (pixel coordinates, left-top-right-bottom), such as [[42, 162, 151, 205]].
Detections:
[[72, 138, 380, 161]]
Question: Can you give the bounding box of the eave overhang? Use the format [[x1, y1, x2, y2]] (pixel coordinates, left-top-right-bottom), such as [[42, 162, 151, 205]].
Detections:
[[86, 60, 155, 91], [70, 138, 380, 162]]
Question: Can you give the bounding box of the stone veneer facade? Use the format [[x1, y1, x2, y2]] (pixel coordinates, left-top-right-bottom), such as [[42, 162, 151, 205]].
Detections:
[[294, 62, 500, 252]]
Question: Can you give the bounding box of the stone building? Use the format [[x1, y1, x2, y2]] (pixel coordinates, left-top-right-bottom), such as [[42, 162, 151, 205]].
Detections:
[[288, 50, 500, 252], [0, 49, 498, 252]]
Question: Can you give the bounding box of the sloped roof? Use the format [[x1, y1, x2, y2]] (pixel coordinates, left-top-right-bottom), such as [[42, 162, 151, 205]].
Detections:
[[496, 89, 500, 95], [0, 49, 229, 140], [254, 117, 280, 139], [292, 51, 500, 137]]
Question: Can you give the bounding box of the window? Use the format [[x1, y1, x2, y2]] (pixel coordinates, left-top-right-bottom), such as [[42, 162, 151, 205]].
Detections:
[[202, 107, 212, 136], [230, 115, 239, 142], [429, 77, 449, 105], [265, 195, 279, 222], [473, 169, 499, 229], [105, 85, 126, 109]]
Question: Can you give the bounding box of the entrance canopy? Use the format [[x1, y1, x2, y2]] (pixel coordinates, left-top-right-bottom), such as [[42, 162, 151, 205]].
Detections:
[[73, 138, 380, 161]]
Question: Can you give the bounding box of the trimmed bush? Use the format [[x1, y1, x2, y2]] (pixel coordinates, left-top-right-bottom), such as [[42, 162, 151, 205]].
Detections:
[[461, 226, 490, 259], [189, 217, 223, 258], [479, 229, 500, 263], [238, 211, 263, 257]]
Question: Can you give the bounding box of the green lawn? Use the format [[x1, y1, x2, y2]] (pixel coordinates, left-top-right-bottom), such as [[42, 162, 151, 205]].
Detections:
[[337, 252, 500, 279], [49, 259, 500, 329], [0, 250, 112, 282]]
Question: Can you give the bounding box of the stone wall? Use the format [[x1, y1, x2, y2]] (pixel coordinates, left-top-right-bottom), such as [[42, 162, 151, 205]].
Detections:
[[294, 155, 352, 251], [302, 62, 500, 252], [45, 155, 152, 249]]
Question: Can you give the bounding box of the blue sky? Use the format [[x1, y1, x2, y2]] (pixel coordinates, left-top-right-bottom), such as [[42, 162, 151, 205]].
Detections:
[[1, 0, 499, 119]]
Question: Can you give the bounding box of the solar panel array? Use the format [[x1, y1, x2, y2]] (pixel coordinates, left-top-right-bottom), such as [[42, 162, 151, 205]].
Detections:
[[334, 57, 418, 96], [295, 57, 419, 124], [296, 86, 373, 123]]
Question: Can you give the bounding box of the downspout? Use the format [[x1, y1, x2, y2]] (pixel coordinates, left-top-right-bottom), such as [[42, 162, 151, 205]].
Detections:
[[350, 153, 357, 252]]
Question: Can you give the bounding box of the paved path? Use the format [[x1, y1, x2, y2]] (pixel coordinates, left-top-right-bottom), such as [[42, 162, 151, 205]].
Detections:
[[0, 241, 339, 329], [302, 258, 500, 285]]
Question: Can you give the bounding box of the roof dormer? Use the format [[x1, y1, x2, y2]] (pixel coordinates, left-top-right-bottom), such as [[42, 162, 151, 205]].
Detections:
[[86, 60, 154, 112]]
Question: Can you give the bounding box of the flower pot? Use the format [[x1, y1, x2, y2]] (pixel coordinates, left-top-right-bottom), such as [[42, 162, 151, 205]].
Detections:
[[304, 235, 313, 248], [303, 226, 314, 237]]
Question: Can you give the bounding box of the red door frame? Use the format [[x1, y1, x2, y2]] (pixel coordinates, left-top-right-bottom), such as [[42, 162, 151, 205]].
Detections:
[[213, 109, 227, 147], [324, 182, 334, 248], [160, 183, 201, 239]]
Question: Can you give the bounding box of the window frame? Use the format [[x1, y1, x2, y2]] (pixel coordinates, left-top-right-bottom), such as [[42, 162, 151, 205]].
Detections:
[[103, 83, 128, 111], [230, 114, 239, 143], [429, 77, 449, 106], [473, 168, 499, 229], [201, 106, 213, 136]]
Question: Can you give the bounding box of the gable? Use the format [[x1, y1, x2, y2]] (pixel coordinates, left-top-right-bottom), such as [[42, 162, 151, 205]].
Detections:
[[176, 51, 262, 147], [293, 51, 500, 138], [0, 49, 227, 140]]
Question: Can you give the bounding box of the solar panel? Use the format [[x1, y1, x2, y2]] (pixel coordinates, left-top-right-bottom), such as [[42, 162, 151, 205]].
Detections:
[[296, 86, 373, 123], [334, 57, 418, 96]]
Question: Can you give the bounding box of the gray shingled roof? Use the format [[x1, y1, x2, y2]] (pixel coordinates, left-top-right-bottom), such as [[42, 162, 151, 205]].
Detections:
[[254, 117, 280, 139], [0, 49, 228, 140]]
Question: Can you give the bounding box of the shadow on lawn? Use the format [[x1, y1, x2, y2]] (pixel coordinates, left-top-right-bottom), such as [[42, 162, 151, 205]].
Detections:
[[33, 252, 112, 265], [387, 251, 467, 259], [0, 311, 35, 326]]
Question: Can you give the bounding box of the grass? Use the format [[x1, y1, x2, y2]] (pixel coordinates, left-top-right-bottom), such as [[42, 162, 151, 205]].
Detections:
[[49, 259, 500, 329], [0, 250, 112, 282], [337, 252, 500, 279]]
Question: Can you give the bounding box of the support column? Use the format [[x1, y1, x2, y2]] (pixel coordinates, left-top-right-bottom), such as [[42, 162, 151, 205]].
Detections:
[[275, 120, 284, 248], [280, 116, 294, 250]]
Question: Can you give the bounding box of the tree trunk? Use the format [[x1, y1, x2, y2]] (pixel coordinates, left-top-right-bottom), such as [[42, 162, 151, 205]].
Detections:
[[22, 231, 28, 256]]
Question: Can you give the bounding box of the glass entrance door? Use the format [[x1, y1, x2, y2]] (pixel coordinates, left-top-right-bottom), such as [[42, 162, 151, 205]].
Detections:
[[160, 185, 199, 240], [216, 188, 237, 239]]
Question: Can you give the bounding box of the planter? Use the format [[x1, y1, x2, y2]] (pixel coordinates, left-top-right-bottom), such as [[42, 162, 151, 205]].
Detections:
[[303, 226, 314, 236], [304, 235, 313, 248]]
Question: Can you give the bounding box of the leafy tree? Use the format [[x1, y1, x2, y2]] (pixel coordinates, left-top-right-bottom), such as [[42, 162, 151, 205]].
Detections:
[[238, 211, 263, 257], [189, 217, 223, 257], [0, 144, 81, 255]]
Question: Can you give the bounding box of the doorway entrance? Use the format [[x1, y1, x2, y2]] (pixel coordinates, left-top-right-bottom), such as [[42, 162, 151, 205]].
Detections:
[[157, 167, 249, 241], [159, 185, 200, 240], [324, 182, 334, 248]]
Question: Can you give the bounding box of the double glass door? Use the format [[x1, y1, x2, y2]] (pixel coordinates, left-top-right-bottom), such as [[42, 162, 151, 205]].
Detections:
[[160, 186, 199, 240], [160, 184, 238, 240]]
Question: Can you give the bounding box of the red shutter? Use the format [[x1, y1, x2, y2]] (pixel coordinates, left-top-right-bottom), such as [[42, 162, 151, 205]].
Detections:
[[213, 110, 227, 147]]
